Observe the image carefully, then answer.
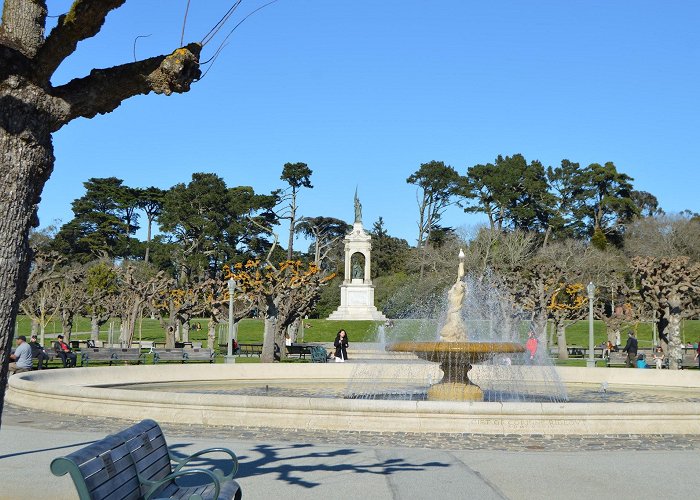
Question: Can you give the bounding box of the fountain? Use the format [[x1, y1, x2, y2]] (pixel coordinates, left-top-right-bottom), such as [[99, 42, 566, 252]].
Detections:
[[387, 249, 525, 401], [7, 250, 700, 435]]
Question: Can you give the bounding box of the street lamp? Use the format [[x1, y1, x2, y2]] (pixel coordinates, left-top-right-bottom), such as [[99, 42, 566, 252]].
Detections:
[[225, 277, 236, 364], [586, 281, 596, 368]]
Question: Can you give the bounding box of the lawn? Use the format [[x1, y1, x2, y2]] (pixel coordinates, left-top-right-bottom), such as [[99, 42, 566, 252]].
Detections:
[[14, 315, 700, 348]]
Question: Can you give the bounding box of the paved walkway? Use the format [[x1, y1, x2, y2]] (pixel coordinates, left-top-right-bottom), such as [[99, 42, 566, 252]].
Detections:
[[2, 404, 699, 499]]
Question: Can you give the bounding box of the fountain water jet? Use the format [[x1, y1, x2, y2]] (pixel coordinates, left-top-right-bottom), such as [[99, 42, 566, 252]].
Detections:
[[387, 249, 525, 401]]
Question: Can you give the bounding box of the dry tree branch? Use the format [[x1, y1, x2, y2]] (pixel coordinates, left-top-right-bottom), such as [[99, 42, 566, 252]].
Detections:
[[180, 0, 192, 47]]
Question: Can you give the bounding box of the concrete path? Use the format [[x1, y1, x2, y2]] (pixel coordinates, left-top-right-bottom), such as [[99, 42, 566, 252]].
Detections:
[[1, 405, 699, 499]]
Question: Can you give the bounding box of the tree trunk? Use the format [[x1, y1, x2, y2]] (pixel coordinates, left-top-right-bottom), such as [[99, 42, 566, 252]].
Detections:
[[533, 313, 548, 352], [90, 316, 100, 340], [288, 317, 300, 343], [61, 308, 74, 339], [667, 294, 683, 370], [165, 323, 177, 349], [181, 320, 190, 343], [556, 321, 569, 360], [119, 301, 142, 346], [207, 317, 217, 350], [30, 319, 38, 337], [261, 316, 277, 363], [144, 215, 153, 264], [0, 73, 55, 426]]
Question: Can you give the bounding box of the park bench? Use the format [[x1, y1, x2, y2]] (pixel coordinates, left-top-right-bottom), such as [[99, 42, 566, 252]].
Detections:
[[286, 344, 312, 359], [153, 348, 216, 363], [184, 348, 215, 363], [152, 348, 185, 363], [238, 342, 263, 357], [81, 348, 145, 366], [50, 419, 241, 500], [606, 352, 629, 367], [680, 352, 698, 369]]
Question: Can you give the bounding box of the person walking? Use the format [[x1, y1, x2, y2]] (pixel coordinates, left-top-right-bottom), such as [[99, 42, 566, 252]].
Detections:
[[334, 329, 349, 362], [622, 331, 638, 368]]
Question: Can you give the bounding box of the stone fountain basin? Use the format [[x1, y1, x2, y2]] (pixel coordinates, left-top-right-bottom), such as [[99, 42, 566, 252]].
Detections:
[[386, 341, 525, 364], [7, 364, 700, 435]]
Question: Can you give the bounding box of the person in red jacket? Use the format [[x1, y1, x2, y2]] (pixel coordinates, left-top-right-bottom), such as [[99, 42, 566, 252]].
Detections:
[[53, 334, 77, 367], [525, 329, 538, 363]]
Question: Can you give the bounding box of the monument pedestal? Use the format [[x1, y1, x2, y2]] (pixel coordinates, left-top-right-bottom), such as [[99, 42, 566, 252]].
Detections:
[[328, 279, 386, 321]]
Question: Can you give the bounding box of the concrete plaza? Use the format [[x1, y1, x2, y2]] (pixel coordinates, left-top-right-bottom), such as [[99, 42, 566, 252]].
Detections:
[[1, 404, 699, 500]]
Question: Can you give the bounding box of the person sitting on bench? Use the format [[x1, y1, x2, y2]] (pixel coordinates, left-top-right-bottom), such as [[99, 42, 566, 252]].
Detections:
[[53, 335, 77, 368], [29, 334, 50, 369], [9, 335, 33, 375]]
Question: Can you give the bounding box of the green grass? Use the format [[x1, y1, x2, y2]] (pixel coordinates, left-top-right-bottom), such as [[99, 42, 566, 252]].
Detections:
[[556, 319, 700, 348], [15, 315, 700, 348]]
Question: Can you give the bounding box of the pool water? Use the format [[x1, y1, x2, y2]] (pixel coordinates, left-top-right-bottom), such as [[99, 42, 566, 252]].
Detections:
[[114, 380, 700, 404]]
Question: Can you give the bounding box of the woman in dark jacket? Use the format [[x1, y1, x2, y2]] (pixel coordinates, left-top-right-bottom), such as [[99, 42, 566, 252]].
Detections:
[[334, 329, 349, 361]]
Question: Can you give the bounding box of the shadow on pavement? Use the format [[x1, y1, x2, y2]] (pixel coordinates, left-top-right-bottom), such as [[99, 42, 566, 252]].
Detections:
[[168, 442, 450, 489], [0, 440, 96, 460]]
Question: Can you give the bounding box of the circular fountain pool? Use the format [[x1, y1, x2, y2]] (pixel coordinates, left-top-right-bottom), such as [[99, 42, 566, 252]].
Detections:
[[8, 363, 700, 435]]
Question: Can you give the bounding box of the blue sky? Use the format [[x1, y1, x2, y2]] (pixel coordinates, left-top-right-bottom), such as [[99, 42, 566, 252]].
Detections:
[[26, 0, 700, 245]]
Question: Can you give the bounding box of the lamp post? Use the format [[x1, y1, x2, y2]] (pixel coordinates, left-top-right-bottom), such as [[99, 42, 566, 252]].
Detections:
[[225, 277, 236, 364], [586, 281, 596, 368]]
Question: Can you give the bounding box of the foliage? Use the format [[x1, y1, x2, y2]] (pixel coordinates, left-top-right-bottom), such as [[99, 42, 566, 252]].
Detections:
[[279, 162, 313, 260]]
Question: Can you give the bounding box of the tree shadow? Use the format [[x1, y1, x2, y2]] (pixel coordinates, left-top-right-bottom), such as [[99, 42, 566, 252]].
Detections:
[[168, 442, 450, 489], [0, 440, 96, 460]]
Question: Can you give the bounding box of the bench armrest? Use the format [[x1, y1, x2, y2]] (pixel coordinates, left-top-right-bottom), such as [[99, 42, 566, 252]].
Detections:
[[142, 468, 220, 500], [171, 447, 239, 479]]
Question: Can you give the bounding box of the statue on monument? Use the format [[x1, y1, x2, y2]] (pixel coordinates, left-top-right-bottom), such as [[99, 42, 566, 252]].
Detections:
[[354, 188, 362, 224], [352, 262, 363, 279]]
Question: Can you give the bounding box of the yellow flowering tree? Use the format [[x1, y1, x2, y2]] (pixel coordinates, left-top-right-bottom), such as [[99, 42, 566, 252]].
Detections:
[[547, 283, 587, 359], [225, 259, 334, 362]]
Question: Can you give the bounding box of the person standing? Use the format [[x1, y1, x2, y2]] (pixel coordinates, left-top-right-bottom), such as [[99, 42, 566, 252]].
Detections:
[[28, 334, 49, 369], [525, 330, 538, 363], [9, 336, 33, 375], [622, 331, 638, 368], [334, 329, 349, 362], [695, 340, 700, 369]]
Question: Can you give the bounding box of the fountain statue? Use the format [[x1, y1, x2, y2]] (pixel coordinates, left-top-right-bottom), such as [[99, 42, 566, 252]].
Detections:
[[387, 249, 525, 401], [439, 249, 467, 342]]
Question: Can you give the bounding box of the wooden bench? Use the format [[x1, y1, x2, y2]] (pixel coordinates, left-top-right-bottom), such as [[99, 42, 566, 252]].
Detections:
[[152, 348, 186, 364], [680, 352, 698, 369], [153, 348, 215, 363], [606, 352, 629, 367], [183, 348, 215, 363], [50, 419, 241, 500], [81, 348, 145, 366], [286, 344, 312, 359], [238, 342, 263, 357]]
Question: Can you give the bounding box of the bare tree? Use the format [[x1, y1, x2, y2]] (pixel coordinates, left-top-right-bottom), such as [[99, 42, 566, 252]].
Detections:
[[631, 256, 700, 369], [18, 252, 64, 346]]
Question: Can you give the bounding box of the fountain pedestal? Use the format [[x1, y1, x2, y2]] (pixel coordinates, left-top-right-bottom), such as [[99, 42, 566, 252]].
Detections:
[[387, 341, 525, 401]]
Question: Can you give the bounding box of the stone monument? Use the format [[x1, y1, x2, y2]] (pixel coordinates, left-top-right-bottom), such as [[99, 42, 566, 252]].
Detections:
[[328, 190, 387, 321]]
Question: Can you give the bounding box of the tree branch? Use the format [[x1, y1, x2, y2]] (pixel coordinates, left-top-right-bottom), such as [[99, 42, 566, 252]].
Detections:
[[35, 0, 127, 80], [51, 43, 201, 129]]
